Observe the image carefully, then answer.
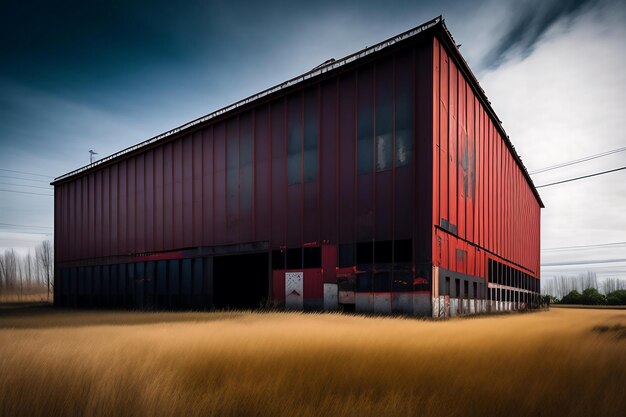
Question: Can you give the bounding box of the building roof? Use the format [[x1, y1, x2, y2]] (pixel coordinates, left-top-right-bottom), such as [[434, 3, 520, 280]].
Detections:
[[51, 16, 543, 207]]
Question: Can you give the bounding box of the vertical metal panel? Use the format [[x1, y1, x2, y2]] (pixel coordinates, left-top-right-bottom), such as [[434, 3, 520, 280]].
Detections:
[[457, 73, 466, 241], [286, 93, 303, 247], [226, 118, 239, 243], [202, 127, 215, 245], [82, 176, 89, 260], [213, 122, 226, 243], [439, 49, 449, 230], [356, 66, 374, 242], [303, 88, 319, 244], [192, 257, 203, 308], [239, 111, 254, 243], [203, 257, 213, 307], [192, 132, 204, 247], [163, 143, 173, 249], [415, 40, 434, 268], [320, 80, 338, 243], [338, 74, 356, 244], [395, 49, 414, 241], [88, 173, 95, 259], [182, 136, 194, 247], [145, 151, 155, 252], [128, 157, 136, 252], [270, 99, 286, 247], [374, 58, 393, 241], [94, 171, 102, 257], [153, 147, 164, 252], [173, 139, 184, 248], [181, 258, 192, 307], [448, 61, 458, 235], [118, 161, 127, 255], [255, 105, 271, 241]]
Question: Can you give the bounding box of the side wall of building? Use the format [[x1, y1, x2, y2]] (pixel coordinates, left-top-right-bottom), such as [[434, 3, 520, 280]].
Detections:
[[53, 38, 434, 313], [431, 37, 541, 317]]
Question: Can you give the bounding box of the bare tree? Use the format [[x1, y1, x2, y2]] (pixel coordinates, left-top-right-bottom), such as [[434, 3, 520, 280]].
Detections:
[[0, 253, 5, 297], [36, 240, 53, 302]]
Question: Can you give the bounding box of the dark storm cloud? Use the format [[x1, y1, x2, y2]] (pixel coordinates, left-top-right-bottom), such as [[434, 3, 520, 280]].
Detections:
[[482, 0, 599, 68]]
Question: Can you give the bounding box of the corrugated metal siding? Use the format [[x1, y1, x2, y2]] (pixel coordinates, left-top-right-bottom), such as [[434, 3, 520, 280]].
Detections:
[[432, 37, 541, 282], [54, 40, 432, 269]]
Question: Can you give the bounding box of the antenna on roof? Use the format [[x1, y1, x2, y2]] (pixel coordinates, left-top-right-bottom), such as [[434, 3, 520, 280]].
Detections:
[[89, 150, 98, 164]]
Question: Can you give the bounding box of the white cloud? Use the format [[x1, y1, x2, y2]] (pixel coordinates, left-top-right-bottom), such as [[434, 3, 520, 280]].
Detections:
[[478, 1, 626, 279]]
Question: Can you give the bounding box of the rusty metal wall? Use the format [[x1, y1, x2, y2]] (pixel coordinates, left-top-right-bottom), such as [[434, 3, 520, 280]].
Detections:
[[431, 37, 541, 290]]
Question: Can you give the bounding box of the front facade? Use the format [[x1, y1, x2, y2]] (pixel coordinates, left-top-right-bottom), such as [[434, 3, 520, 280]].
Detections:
[[52, 17, 543, 316]]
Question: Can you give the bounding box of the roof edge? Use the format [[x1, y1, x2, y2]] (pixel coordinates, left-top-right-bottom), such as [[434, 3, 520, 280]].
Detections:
[[52, 15, 443, 185]]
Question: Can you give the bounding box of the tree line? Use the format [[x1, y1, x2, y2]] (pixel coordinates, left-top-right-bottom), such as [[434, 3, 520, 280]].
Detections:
[[541, 272, 626, 305], [0, 241, 53, 302]]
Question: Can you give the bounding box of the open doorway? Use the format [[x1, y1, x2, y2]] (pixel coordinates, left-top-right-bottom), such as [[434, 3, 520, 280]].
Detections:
[[213, 252, 269, 309]]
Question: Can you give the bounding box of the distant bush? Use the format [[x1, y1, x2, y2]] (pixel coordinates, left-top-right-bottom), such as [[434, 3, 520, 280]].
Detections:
[[580, 288, 607, 305], [560, 290, 582, 305], [606, 290, 626, 306], [557, 288, 626, 305]]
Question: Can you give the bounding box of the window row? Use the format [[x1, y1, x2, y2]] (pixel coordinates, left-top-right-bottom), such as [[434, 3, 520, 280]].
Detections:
[[488, 259, 539, 293], [56, 258, 212, 310]]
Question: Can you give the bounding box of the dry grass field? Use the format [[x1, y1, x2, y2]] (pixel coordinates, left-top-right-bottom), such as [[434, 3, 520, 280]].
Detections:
[[0, 305, 624, 417]]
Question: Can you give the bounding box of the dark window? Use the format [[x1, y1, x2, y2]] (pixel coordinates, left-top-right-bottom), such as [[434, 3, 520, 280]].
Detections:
[[373, 271, 390, 292], [444, 276, 451, 296], [303, 246, 321, 268], [374, 240, 392, 264], [338, 244, 354, 268], [356, 241, 373, 264], [473, 282, 477, 299], [287, 94, 302, 185], [357, 67, 373, 174], [375, 59, 393, 172], [464, 280, 469, 299], [286, 248, 302, 269], [272, 250, 286, 270], [455, 279, 460, 298], [303, 88, 318, 183], [394, 239, 412, 263], [169, 260, 180, 295], [156, 261, 167, 294], [356, 271, 372, 292], [395, 51, 413, 167]]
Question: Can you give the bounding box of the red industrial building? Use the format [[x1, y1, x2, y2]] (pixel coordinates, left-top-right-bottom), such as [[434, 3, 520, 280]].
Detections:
[[52, 17, 543, 317]]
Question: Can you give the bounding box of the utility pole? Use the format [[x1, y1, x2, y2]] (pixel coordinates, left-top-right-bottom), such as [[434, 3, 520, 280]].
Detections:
[[89, 150, 98, 164]]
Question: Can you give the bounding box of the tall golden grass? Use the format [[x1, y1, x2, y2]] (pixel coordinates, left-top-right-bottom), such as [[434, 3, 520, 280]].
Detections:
[[0, 306, 624, 417]]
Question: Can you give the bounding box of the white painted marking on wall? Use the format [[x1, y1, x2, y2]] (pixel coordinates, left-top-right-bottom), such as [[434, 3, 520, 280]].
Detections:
[[323, 283, 338, 310], [285, 272, 303, 310]]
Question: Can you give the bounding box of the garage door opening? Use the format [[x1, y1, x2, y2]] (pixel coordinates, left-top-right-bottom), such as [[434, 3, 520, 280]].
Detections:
[[213, 252, 269, 309]]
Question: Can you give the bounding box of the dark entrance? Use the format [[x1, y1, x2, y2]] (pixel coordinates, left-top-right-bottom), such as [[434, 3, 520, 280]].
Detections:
[[213, 252, 269, 309]]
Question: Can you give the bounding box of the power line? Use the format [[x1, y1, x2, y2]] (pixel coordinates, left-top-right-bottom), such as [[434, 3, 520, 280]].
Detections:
[[530, 146, 626, 175], [541, 258, 626, 267], [0, 168, 53, 178], [0, 222, 53, 229], [0, 182, 52, 190], [0, 228, 53, 236], [0, 189, 53, 197], [0, 175, 51, 184], [536, 165, 626, 188], [542, 241, 626, 252]]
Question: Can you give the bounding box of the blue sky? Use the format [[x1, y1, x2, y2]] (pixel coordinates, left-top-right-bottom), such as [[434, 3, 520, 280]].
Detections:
[[1, 0, 625, 280]]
